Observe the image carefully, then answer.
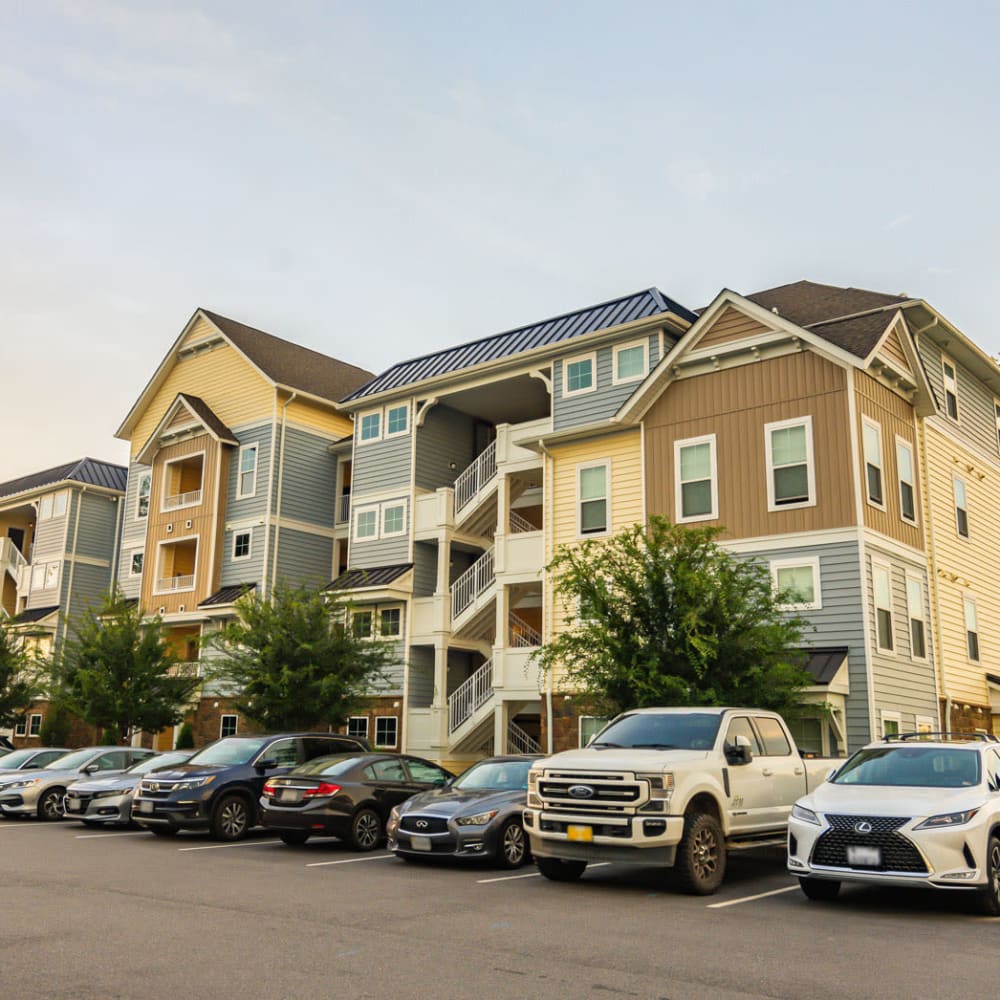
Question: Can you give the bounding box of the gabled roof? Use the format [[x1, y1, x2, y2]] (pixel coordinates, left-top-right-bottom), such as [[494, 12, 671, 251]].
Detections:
[[9, 605, 59, 625], [327, 564, 413, 591], [136, 393, 238, 466], [344, 289, 697, 402], [0, 458, 127, 502], [198, 583, 256, 608], [806, 312, 898, 360], [745, 281, 909, 329], [802, 647, 849, 686]]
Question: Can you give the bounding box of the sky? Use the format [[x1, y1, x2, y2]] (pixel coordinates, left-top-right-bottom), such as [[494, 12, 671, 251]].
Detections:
[[2, 1, 999, 479]]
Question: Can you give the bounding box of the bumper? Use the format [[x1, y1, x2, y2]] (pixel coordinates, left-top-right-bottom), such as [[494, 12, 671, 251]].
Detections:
[[65, 794, 133, 824], [132, 795, 212, 831], [0, 789, 41, 814], [259, 802, 352, 838], [388, 824, 500, 861]]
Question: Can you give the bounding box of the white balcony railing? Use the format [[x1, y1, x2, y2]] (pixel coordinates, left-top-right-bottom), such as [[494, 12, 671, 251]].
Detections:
[[156, 575, 195, 592], [0, 537, 27, 580], [163, 490, 202, 510], [448, 657, 494, 733], [337, 494, 351, 524], [450, 546, 495, 620], [454, 440, 497, 514], [509, 510, 536, 534], [507, 720, 542, 754], [509, 613, 541, 648]]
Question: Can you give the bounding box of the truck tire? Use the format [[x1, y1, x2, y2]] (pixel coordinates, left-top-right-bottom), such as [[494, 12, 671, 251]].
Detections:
[[799, 876, 841, 901], [536, 857, 587, 882], [673, 811, 725, 895]]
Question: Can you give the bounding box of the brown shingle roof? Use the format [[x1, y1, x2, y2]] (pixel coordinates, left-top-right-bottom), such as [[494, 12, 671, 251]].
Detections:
[[175, 394, 237, 445], [201, 309, 374, 403], [746, 281, 907, 329], [806, 312, 897, 359]]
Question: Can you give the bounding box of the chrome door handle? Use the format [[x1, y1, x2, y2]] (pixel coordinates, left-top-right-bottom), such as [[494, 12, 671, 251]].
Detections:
[[762, 768, 774, 776]]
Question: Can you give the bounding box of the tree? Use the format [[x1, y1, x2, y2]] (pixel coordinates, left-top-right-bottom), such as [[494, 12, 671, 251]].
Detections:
[[0, 623, 42, 728], [206, 582, 393, 731], [38, 704, 71, 746], [175, 722, 194, 749], [535, 517, 816, 718], [54, 591, 200, 741]]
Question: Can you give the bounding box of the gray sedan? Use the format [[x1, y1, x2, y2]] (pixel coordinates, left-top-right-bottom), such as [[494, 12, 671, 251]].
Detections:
[[0, 748, 71, 775], [64, 751, 194, 827]]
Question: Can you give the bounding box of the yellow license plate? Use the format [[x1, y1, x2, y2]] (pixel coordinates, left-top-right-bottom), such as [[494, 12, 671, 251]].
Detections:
[[567, 824, 593, 842]]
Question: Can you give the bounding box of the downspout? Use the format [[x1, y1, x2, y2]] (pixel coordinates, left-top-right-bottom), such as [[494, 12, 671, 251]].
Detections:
[[61, 486, 88, 648], [110, 492, 123, 593], [537, 437, 554, 754], [260, 392, 279, 598], [270, 392, 298, 588]]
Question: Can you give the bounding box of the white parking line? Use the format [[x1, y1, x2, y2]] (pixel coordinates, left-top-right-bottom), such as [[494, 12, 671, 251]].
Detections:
[[306, 853, 394, 868], [76, 831, 150, 840], [178, 840, 281, 852], [478, 862, 611, 885], [707, 885, 799, 909]]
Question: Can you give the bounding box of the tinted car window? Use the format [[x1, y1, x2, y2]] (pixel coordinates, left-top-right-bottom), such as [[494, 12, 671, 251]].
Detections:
[[366, 759, 406, 781], [405, 759, 450, 785], [988, 750, 1000, 790], [303, 737, 359, 761], [95, 751, 131, 771], [264, 739, 298, 766], [724, 717, 764, 755], [591, 712, 722, 750], [754, 718, 792, 756], [454, 760, 532, 790]]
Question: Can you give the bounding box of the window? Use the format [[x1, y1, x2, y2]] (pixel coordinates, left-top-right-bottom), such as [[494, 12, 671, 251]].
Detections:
[[862, 418, 884, 507], [136, 474, 151, 519], [379, 607, 401, 637], [725, 717, 764, 756], [354, 506, 378, 540], [994, 400, 1000, 454], [44, 563, 59, 590], [52, 492, 68, 517], [953, 476, 969, 538], [675, 435, 717, 522], [382, 504, 405, 537], [942, 356, 959, 420], [375, 716, 398, 748], [578, 462, 609, 536], [754, 717, 792, 756], [28, 714, 42, 738], [765, 417, 815, 509], [881, 710, 901, 737], [386, 404, 409, 437], [873, 562, 894, 653], [30, 564, 45, 591], [916, 716, 936, 736], [359, 411, 381, 442], [564, 353, 596, 396], [264, 739, 299, 767], [351, 610, 373, 638], [579, 716, 610, 747], [130, 552, 144, 576], [613, 341, 647, 384], [772, 558, 821, 610], [406, 759, 450, 785], [39, 492, 66, 519], [14, 717, 26, 737], [786, 717, 824, 756], [368, 757, 405, 780], [906, 576, 927, 660], [238, 445, 258, 499], [220, 715, 238, 738], [233, 531, 251, 560], [347, 717, 369, 740], [39, 495, 53, 520], [896, 438, 916, 523], [964, 596, 980, 662]]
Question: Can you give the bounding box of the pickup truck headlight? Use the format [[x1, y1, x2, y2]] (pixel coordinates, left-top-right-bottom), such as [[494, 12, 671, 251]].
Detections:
[[527, 770, 539, 789], [636, 772, 674, 805], [791, 803, 821, 826], [456, 809, 498, 826], [914, 808, 980, 830]]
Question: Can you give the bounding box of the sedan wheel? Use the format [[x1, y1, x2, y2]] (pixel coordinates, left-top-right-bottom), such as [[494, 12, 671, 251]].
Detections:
[[497, 819, 529, 869], [349, 808, 382, 851], [37, 788, 65, 821]]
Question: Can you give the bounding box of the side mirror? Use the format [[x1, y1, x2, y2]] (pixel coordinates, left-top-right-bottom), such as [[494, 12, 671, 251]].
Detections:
[[255, 758, 278, 772], [84, 763, 100, 774], [725, 734, 753, 766]]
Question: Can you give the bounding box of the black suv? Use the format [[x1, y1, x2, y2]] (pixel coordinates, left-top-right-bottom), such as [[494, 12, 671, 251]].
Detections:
[[133, 733, 369, 841]]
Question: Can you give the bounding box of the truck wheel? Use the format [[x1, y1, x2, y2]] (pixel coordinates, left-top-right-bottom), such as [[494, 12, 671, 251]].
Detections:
[[211, 793, 252, 841], [673, 812, 725, 895], [799, 876, 841, 901], [977, 836, 1000, 917], [536, 857, 587, 882]]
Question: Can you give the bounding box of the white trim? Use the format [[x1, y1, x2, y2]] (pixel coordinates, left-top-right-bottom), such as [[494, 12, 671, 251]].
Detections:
[[941, 353, 960, 422], [237, 443, 259, 500], [219, 714, 239, 739], [27, 713, 42, 738], [861, 416, 886, 511], [13, 717, 27, 737], [674, 433, 718, 523], [232, 529, 252, 561], [721, 526, 860, 554], [952, 474, 969, 539], [378, 604, 403, 639], [764, 415, 816, 511], [915, 715, 936, 734], [612, 339, 648, 386], [880, 709, 902, 737], [904, 572, 928, 662], [562, 352, 597, 398], [771, 557, 822, 611], [384, 402, 411, 439], [160, 449, 206, 513], [135, 471, 152, 520], [963, 593, 980, 663], [894, 435, 918, 525], [872, 558, 895, 655], [374, 715, 399, 748], [576, 459, 611, 538], [129, 550, 144, 577], [347, 716, 369, 740], [272, 516, 338, 540], [358, 409, 382, 444], [353, 504, 379, 542], [381, 501, 407, 538]]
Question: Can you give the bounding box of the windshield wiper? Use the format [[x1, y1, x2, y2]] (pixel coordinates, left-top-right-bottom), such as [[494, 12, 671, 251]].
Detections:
[[629, 743, 679, 750], [589, 741, 624, 749]]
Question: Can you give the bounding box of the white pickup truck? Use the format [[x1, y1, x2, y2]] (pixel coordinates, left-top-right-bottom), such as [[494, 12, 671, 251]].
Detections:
[[524, 706, 836, 894]]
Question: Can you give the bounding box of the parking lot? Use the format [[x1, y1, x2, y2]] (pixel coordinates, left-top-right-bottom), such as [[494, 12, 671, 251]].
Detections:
[[2, 820, 997, 1000]]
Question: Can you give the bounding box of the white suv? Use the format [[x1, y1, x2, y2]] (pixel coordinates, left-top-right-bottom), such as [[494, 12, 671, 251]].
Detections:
[[787, 733, 1000, 916]]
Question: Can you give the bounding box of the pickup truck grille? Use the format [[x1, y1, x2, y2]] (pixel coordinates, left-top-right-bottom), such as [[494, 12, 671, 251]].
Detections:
[[537, 770, 646, 812], [812, 814, 927, 873]]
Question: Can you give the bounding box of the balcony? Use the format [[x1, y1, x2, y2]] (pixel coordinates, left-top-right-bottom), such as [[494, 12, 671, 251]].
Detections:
[[156, 575, 196, 592], [336, 494, 351, 525], [154, 537, 198, 595], [161, 454, 204, 512], [163, 489, 202, 510], [451, 547, 495, 624], [0, 537, 26, 583]]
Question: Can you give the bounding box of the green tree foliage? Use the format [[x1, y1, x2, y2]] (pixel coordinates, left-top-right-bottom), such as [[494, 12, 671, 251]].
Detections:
[[0, 623, 42, 728], [38, 704, 71, 746], [175, 722, 195, 750], [535, 518, 816, 718], [54, 591, 200, 742], [207, 582, 393, 731]]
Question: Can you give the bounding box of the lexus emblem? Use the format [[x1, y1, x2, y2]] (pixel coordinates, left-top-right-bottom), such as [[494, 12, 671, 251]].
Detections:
[[415, 820, 428, 829], [854, 821, 873, 835], [568, 785, 595, 799]]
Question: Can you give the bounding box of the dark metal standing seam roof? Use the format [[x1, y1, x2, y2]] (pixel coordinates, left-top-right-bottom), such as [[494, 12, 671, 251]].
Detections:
[[802, 647, 849, 685], [0, 458, 128, 501], [326, 564, 413, 591], [198, 583, 257, 607], [343, 289, 698, 402], [10, 605, 60, 624]]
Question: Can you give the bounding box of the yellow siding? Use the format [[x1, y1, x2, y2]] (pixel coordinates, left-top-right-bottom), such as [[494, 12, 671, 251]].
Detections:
[[922, 422, 995, 706], [284, 395, 354, 438], [130, 342, 274, 458], [178, 315, 221, 350], [696, 306, 772, 350], [878, 327, 912, 374]]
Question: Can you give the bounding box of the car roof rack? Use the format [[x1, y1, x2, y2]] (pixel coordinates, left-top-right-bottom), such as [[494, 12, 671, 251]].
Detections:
[[884, 731, 999, 743]]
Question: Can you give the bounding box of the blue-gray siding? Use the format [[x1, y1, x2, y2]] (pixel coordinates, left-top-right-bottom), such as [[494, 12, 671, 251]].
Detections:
[[351, 434, 412, 496], [273, 425, 337, 527], [407, 645, 435, 707], [412, 542, 437, 597], [414, 405, 477, 492], [348, 496, 411, 569], [220, 523, 267, 588], [272, 526, 334, 590], [225, 423, 273, 524]]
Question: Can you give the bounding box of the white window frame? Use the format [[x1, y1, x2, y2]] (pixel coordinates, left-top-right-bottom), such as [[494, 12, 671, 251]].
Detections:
[[381, 502, 406, 538], [38, 495, 53, 520], [771, 557, 822, 611], [129, 551, 144, 577], [347, 716, 369, 740], [237, 444, 259, 500], [563, 352, 597, 398], [579, 715, 610, 747], [378, 605, 403, 638], [14, 717, 27, 737], [942, 354, 960, 421], [895, 436, 917, 525], [358, 410, 382, 444], [915, 715, 936, 735], [905, 573, 928, 662], [384, 403, 410, 439], [152, 535, 199, 596], [964, 595, 980, 663], [861, 417, 885, 510], [353, 504, 379, 542], [576, 459, 610, 538], [44, 563, 60, 591], [161, 450, 206, 513], [350, 608, 374, 639], [880, 709, 902, 738], [232, 530, 252, 561], [873, 560, 895, 655], [136, 473, 152, 520], [764, 416, 816, 511], [219, 714, 238, 739], [953, 475, 969, 539], [674, 434, 718, 523], [28, 713, 42, 738], [30, 563, 45, 592], [374, 716, 398, 748], [52, 491, 68, 518], [612, 339, 648, 386]]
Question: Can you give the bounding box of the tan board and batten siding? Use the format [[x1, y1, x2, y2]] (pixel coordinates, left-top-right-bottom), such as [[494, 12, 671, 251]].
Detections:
[[140, 434, 229, 615], [922, 421, 996, 707], [877, 327, 913, 375], [644, 351, 855, 539], [694, 307, 773, 350], [854, 372, 923, 549]]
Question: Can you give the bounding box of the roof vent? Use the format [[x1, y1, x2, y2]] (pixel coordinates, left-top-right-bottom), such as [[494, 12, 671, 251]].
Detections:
[[771, 307, 779, 315]]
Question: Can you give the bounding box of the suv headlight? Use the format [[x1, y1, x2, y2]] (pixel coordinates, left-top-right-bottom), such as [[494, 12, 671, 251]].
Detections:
[[791, 803, 821, 825], [914, 807, 980, 830], [171, 776, 216, 792], [456, 809, 498, 826]]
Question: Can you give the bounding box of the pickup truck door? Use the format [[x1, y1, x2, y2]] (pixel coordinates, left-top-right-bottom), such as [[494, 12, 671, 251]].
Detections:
[[722, 716, 771, 835], [751, 716, 807, 827]]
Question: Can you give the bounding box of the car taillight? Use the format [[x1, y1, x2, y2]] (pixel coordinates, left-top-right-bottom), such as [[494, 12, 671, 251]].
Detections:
[[303, 783, 341, 797], [263, 781, 277, 796]]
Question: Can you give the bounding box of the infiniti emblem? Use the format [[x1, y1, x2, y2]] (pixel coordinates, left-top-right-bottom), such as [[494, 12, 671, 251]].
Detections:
[[568, 785, 595, 799], [415, 820, 428, 829], [854, 821, 873, 835]]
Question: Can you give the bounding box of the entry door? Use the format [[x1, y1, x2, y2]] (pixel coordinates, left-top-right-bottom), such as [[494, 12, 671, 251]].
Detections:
[[722, 716, 771, 835], [7, 528, 24, 554]]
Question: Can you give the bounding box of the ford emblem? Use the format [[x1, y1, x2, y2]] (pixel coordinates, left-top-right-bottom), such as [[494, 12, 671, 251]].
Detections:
[[854, 821, 873, 835], [568, 785, 594, 799]]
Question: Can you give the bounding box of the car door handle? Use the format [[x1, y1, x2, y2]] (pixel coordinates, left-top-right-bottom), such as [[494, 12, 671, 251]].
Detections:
[[761, 768, 774, 777], [794, 767, 804, 776]]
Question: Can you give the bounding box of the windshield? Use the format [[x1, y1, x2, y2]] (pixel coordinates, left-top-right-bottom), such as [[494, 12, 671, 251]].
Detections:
[[186, 737, 268, 767], [454, 760, 532, 791], [0, 749, 45, 768], [127, 753, 190, 775], [44, 749, 99, 771], [589, 712, 722, 751], [833, 746, 981, 787]]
